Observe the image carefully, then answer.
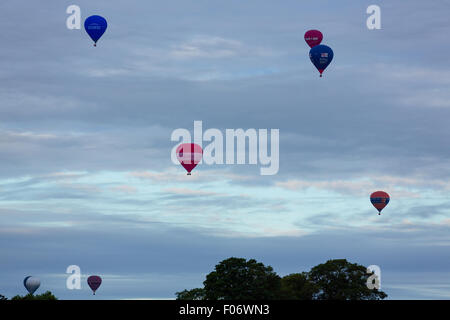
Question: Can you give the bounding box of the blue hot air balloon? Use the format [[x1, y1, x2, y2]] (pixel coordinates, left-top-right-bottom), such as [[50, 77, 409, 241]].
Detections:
[[84, 15, 107, 46], [309, 44, 334, 77]]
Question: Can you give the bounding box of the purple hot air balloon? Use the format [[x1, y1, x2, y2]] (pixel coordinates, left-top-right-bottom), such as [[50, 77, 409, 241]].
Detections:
[[87, 275, 102, 295]]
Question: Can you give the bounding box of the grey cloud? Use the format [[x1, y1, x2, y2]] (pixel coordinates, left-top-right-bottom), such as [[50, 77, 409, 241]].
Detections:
[[0, 211, 449, 299], [0, 1, 448, 184]]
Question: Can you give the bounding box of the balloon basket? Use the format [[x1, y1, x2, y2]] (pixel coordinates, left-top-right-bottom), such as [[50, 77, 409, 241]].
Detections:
[[187, 172, 191, 176]]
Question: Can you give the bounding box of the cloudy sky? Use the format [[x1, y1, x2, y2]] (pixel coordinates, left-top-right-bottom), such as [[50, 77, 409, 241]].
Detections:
[[0, 0, 449, 299]]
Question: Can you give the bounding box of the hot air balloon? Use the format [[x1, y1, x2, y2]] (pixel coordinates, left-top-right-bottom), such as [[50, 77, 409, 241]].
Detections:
[[87, 275, 102, 295], [370, 191, 390, 215], [84, 15, 107, 46], [176, 143, 203, 175], [23, 276, 40, 295], [304, 30, 323, 48], [309, 44, 334, 77]]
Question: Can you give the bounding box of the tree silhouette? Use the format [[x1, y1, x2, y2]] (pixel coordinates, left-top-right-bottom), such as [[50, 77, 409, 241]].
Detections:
[[279, 273, 318, 300], [309, 259, 387, 300], [203, 257, 281, 300], [176, 288, 205, 300], [176, 257, 387, 300], [10, 291, 57, 300], [177, 257, 280, 300]]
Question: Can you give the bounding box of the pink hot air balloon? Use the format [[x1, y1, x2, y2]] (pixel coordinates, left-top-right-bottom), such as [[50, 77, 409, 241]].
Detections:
[[304, 30, 323, 48], [87, 275, 102, 295], [176, 143, 203, 175]]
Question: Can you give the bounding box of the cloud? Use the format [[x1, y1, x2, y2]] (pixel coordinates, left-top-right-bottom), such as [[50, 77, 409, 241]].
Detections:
[[130, 169, 253, 184], [163, 187, 221, 197], [169, 36, 243, 59], [275, 176, 450, 196], [0, 211, 449, 299], [168, 35, 277, 60], [111, 185, 138, 194]]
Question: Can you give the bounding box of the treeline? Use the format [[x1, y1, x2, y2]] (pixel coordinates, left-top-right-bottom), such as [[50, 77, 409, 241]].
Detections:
[[176, 258, 387, 300], [0, 291, 57, 300], [1, 258, 387, 300]]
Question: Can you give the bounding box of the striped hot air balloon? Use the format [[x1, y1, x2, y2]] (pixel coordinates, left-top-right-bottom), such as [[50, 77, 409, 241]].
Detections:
[[370, 191, 390, 215]]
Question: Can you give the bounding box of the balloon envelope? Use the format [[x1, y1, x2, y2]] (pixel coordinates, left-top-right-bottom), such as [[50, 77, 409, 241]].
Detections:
[[309, 44, 334, 77], [176, 143, 203, 174], [84, 15, 107, 45], [87, 275, 102, 294], [304, 30, 323, 48], [370, 191, 390, 214], [24, 276, 40, 295]]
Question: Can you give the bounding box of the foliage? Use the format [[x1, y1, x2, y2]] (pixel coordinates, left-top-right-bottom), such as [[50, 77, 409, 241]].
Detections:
[[279, 273, 318, 300], [309, 259, 387, 300], [203, 257, 281, 300], [176, 288, 206, 300], [10, 291, 58, 300], [176, 257, 281, 300], [176, 257, 388, 300]]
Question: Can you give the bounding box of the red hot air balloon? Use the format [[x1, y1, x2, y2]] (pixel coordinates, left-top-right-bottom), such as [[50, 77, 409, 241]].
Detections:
[[87, 275, 102, 295], [370, 191, 390, 215], [304, 30, 323, 48], [176, 143, 203, 175]]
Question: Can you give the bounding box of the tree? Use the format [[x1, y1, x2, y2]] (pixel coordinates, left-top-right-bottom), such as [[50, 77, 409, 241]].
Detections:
[[279, 273, 318, 300], [11, 291, 57, 300], [0, 294, 7, 301], [175, 257, 388, 300], [176, 288, 205, 300], [203, 257, 281, 300], [308, 259, 387, 300], [177, 257, 281, 300]]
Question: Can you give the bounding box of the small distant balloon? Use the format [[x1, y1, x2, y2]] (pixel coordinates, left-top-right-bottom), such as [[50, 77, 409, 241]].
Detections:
[[176, 143, 203, 175], [23, 276, 40, 295], [87, 275, 102, 295], [304, 30, 323, 48], [370, 191, 390, 215], [309, 44, 334, 77], [84, 15, 107, 46]]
